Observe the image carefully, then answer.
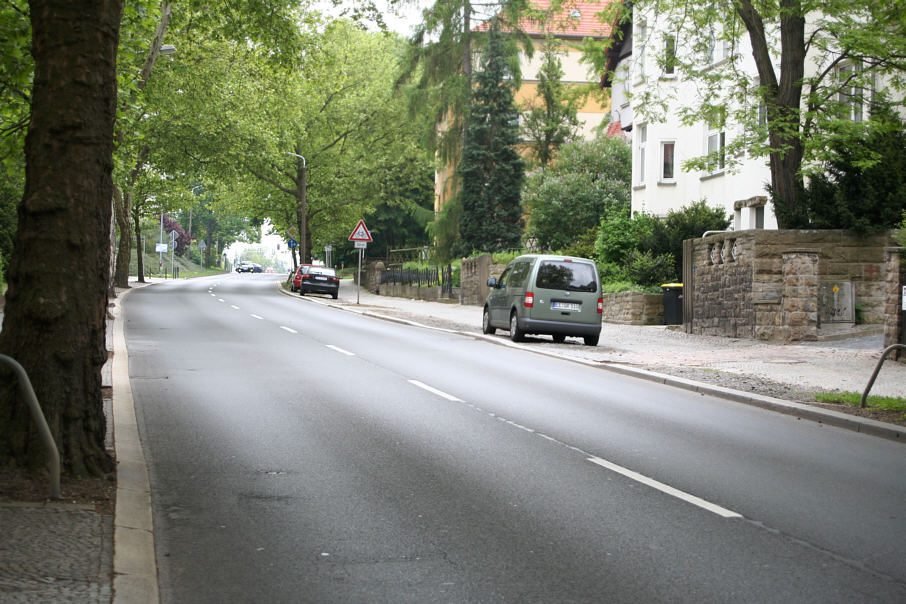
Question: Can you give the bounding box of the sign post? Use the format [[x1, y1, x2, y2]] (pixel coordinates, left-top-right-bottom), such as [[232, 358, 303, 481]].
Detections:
[[348, 220, 373, 304]]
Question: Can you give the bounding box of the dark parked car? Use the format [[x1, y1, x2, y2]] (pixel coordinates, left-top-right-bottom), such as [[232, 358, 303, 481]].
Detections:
[[290, 264, 312, 292], [298, 267, 340, 299]]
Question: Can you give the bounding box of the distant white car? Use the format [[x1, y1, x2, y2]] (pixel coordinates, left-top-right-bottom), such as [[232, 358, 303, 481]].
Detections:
[[236, 262, 262, 273]]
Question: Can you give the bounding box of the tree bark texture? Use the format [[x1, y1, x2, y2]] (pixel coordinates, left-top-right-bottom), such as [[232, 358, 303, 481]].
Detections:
[[113, 185, 131, 288], [133, 208, 145, 282], [0, 0, 124, 475], [737, 0, 807, 228]]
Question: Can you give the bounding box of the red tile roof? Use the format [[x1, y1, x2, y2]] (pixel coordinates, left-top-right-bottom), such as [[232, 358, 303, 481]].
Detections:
[[476, 0, 614, 39]]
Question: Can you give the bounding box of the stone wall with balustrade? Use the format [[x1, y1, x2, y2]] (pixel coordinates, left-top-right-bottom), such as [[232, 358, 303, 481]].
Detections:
[[687, 230, 896, 342]]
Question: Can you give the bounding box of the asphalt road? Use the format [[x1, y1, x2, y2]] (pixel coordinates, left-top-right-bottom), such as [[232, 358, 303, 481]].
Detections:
[[125, 273, 906, 603]]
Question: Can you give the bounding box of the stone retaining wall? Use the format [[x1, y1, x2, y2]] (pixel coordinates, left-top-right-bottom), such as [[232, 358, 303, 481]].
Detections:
[[601, 292, 664, 325], [688, 230, 896, 342], [460, 255, 506, 306]]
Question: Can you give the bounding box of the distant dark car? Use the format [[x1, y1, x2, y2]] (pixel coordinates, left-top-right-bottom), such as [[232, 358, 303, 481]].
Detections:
[[236, 261, 262, 273], [298, 267, 339, 299], [290, 264, 312, 292]]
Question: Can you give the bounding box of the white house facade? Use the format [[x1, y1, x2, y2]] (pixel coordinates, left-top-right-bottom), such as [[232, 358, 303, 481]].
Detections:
[[604, 12, 779, 230]]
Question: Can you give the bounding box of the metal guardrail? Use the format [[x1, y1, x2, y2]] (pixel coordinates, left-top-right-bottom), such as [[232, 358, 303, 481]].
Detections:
[[0, 354, 61, 499], [861, 344, 906, 409]]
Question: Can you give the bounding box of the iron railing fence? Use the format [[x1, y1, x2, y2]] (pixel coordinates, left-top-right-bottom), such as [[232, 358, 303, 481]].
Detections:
[[380, 264, 455, 296]]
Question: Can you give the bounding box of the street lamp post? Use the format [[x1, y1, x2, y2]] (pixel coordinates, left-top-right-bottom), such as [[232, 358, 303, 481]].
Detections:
[[159, 212, 164, 276], [284, 152, 307, 265]]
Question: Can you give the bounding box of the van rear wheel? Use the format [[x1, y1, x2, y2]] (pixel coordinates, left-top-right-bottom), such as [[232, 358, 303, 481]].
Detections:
[[482, 307, 495, 334], [509, 312, 525, 342]]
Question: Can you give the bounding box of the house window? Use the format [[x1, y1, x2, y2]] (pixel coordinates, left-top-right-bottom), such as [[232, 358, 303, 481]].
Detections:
[[706, 110, 726, 173], [707, 129, 725, 172], [838, 62, 864, 123], [638, 124, 647, 184], [707, 39, 727, 65], [757, 99, 768, 127], [660, 141, 675, 182], [664, 35, 677, 76]]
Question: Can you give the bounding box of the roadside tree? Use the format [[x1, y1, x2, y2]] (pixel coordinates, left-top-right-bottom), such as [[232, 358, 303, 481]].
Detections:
[[591, 0, 906, 228], [520, 33, 581, 167], [456, 21, 525, 256], [523, 134, 630, 251], [0, 0, 123, 475]]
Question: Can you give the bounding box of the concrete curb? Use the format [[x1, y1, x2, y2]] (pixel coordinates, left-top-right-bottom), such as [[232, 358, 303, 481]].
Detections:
[[280, 283, 906, 444], [110, 288, 160, 604]]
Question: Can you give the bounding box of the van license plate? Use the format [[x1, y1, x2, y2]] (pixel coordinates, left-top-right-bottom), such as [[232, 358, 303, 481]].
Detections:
[[552, 301, 580, 311]]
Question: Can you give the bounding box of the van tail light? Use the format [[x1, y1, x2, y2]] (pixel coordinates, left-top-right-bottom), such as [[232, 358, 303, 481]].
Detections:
[[524, 292, 534, 308], [597, 298, 603, 314]]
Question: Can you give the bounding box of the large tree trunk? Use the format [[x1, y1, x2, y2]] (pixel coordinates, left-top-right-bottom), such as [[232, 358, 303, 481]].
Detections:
[[133, 208, 146, 283], [737, 0, 807, 229], [0, 0, 124, 476], [113, 185, 131, 288]]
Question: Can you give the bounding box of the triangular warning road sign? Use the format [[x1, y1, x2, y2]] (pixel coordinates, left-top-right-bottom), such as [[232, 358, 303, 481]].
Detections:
[[348, 220, 373, 242]]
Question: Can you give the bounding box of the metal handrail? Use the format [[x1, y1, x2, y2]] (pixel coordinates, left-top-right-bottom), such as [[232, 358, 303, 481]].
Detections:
[[0, 354, 60, 499], [861, 344, 906, 409]]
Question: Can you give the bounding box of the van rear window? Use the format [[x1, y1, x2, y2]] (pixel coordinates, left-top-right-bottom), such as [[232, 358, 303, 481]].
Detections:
[[536, 261, 597, 292]]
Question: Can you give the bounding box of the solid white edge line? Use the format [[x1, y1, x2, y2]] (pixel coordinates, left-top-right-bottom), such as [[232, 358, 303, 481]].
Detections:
[[326, 344, 355, 356], [408, 380, 463, 402], [280, 326, 298, 334], [587, 456, 742, 519]]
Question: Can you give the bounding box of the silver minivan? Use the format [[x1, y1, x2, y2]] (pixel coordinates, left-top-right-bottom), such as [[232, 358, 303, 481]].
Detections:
[[483, 254, 602, 346]]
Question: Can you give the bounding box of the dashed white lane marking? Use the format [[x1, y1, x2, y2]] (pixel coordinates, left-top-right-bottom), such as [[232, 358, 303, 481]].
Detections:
[[280, 326, 298, 334], [217, 298, 225, 302], [250, 314, 264, 320], [230, 305, 240, 310], [408, 380, 463, 402], [587, 456, 742, 519], [326, 345, 355, 356], [403, 378, 742, 519]]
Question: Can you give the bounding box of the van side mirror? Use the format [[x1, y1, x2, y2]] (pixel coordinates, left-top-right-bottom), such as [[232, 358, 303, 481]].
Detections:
[[487, 277, 498, 288]]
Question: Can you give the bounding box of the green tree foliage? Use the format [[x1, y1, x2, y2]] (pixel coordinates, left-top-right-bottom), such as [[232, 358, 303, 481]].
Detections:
[[596, 200, 728, 285], [523, 135, 631, 251], [0, 0, 32, 273], [801, 104, 906, 233], [456, 21, 525, 256], [520, 33, 580, 167], [143, 18, 427, 266], [398, 0, 532, 163], [644, 200, 730, 278], [363, 155, 435, 259], [592, 0, 906, 229]]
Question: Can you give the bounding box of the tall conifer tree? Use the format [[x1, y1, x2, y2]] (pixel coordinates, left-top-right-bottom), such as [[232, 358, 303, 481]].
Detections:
[[456, 20, 525, 255]]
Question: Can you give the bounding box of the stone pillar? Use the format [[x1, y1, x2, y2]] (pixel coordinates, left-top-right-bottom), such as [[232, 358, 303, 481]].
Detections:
[[460, 255, 493, 305], [883, 248, 905, 360], [781, 251, 819, 342]]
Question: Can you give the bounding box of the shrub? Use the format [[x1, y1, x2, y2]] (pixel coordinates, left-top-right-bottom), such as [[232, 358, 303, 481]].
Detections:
[[623, 249, 675, 288]]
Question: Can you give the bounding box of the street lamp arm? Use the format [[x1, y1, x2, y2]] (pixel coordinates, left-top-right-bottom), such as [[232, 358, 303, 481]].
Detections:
[[284, 151, 306, 168]]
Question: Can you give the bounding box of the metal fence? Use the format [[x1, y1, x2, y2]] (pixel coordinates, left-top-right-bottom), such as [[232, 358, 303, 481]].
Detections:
[[381, 265, 454, 296]]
